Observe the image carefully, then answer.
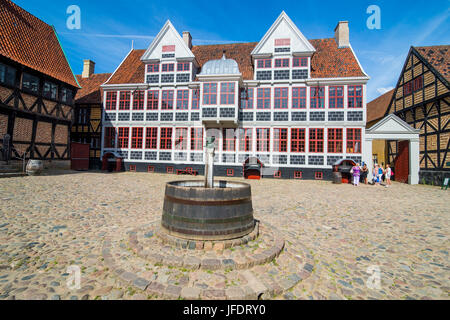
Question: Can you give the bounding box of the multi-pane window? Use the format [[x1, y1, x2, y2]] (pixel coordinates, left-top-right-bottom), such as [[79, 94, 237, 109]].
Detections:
[[222, 129, 236, 151], [43, 81, 58, 100], [105, 92, 117, 110], [22, 73, 39, 93], [161, 90, 174, 110], [160, 128, 173, 150], [175, 128, 188, 150], [239, 128, 253, 152], [77, 108, 89, 124], [104, 127, 116, 148], [203, 83, 217, 105], [327, 128, 343, 153], [220, 83, 235, 105], [293, 57, 308, 67], [147, 63, 159, 73], [147, 90, 159, 110], [404, 76, 423, 95], [145, 127, 158, 149], [161, 63, 175, 72], [257, 59, 272, 68], [0, 63, 16, 86], [348, 85, 363, 108], [347, 129, 362, 153], [191, 128, 203, 151], [61, 87, 73, 104], [274, 59, 289, 68], [176, 90, 189, 110], [310, 87, 325, 109], [413, 76, 423, 91], [329, 86, 344, 109], [191, 89, 200, 110], [119, 91, 131, 110], [309, 128, 324, 153], [273, 128, 288, 152], [118, 127, 130, 148], [291, 128, 306, 153], [177, 62, 190, 71], [240, 88, 254, 109], [257, 88, 271, 109], [256, 128, 270, 152], [274, 88, 289, 109], [131, 127, 144, 149], [133, 91, 145, 110], [292, 87, 307, 109]]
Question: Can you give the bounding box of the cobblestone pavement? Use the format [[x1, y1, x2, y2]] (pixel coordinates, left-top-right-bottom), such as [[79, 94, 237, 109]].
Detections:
[[0, 171, 448, 300]]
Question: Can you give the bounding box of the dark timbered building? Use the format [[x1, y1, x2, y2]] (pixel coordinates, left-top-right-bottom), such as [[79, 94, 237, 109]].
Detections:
[[0, 0, 79, 168], [368, 45, 450, 185]]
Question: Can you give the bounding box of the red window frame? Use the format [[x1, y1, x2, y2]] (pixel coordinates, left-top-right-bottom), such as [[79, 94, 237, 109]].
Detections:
[[131, 127, 144, 149], [160, 128, 173, 150], [309, 128, 324, 153], [222, 129, 236, 152], [147, 166, 154, 173], [133, 90, 145, 110], [413, 76, 423, 91], [274, 171, 281, 178], [176, 90, 189, 110], [147, 90, 159, 110], [227, 169, 234, 177], [161, 63, 174, 72], [203, 83, 217, 105], [105, 92, 117, 110], [177, 62, 190, 72], [175, 128, 188, 150], [256, 128, 270, 152], [191, 89, 200, 110], [129, 165, 136, 172], [327, 128, 343, 153], [104, 127, 116, 148], [240, 88, 254, 109], [145, 127, 158, 149], [274, 59, 290, 68], [294, 171, 302, 179], [161, 90, 174, 110], [166, 167, 174, 174], [257, 88, 271, 109], [274, 87, 288, 109], [220, 82, 235, 105], [256, 59, 272, 69], [147, 63, 159, 73], [315, 172, 323, 180], [118, 127, 129, 149], [310, 87, 325, 109], [119, 91, 131, 110], [273, 128, 288, 152], [347, 128, 362, 154], [348, 85, 363, 108], [162, 45, 175, 52], [328, 86, 344, 109], [275, 38, 291, 46], [190, 128, 203, 151], [239, 128, 253, 152], [293, 57, 308, 67], [292, 87, 307, 109], [291, 128, 306, 153]]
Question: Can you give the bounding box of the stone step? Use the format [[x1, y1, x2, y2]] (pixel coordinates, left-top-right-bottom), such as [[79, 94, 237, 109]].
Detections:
[[0, 172, 27, 179]]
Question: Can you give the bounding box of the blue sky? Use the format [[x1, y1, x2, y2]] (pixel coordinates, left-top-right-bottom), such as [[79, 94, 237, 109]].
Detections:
[[15, 0, 450, 101]]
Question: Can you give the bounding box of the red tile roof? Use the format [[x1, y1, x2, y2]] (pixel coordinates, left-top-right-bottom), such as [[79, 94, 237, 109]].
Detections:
[[0, 0, 79, 87], [415, 45, 450, 81], [367, 89, 395, 124], [106, 38, 365, 84], [75, 73, 111, 104]]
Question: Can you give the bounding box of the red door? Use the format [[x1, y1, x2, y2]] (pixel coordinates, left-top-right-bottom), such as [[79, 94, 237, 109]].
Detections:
[[71, 142, 90, 171], [394, 141, 409, 183]]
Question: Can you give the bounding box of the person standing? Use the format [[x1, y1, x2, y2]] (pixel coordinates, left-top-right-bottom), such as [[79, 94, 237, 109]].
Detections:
[[385, 164, 392, 188], [378, 165, 385, 186], [351, 163, 361, 186], [373, 164, 379, 185], [361, 164, 369, 185]]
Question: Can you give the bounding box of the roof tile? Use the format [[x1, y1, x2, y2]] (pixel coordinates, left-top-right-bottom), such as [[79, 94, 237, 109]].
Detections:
[[75, 73, 111, 104], [415, 45, 450, 81]]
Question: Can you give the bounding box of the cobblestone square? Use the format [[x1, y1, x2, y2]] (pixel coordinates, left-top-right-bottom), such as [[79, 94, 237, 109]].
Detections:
[[0, 171, 448, 300]]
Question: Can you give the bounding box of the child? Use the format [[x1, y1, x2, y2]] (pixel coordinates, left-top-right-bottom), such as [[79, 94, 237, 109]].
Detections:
[[378, 165, 384, 186], [351, 163, 361, 186], [373, 164, 379, 185], [385, 164, 392, 187]]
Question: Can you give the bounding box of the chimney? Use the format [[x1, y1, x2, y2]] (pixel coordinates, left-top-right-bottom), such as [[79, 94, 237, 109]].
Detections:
[[334, 21, 350, 48], [82, 60, 95, 78], [183, 31, 192, 49]]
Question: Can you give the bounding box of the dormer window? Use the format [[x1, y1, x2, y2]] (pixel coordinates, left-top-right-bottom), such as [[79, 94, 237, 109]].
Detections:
[[293, 57, 308, 67], [274, 59, 289, 68], [147, 63, 159, 73], [162, 63, 174, 72], [177, 62, 190, 72], [256, 59, 272, 69]]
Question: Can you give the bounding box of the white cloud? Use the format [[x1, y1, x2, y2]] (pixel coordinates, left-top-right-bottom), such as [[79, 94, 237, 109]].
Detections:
[[377, 87, 395, 95]]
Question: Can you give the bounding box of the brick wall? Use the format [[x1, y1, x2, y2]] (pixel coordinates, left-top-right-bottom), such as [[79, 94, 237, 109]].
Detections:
[[0, 87, 13, 105], [0, 114, 8, 136], [55, 124, 68, 144], [13, 117, 33, 142], [35, 121, 52, 143]]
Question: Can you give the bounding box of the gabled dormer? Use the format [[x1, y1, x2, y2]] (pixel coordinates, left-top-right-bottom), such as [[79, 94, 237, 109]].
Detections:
[[141, 20, 197, 85], [251, 11, 316, 82]]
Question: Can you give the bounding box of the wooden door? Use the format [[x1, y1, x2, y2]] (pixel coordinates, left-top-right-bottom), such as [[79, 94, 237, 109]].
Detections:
[[71, 142, 90, 171], [394, 140, 409, 183]]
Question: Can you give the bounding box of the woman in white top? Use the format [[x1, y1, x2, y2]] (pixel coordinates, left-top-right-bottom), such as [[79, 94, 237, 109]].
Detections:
[[385, 164, 392, 187]]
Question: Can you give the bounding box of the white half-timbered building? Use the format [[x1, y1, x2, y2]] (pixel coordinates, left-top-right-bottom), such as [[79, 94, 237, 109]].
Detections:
[[100, 11, 370, 179]]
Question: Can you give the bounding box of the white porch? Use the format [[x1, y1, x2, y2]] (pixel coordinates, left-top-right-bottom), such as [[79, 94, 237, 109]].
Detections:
[[363, 114, 421, 185]]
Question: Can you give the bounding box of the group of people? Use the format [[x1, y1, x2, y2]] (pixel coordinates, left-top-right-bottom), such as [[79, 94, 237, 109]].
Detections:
[[350, 163, 392, 187]]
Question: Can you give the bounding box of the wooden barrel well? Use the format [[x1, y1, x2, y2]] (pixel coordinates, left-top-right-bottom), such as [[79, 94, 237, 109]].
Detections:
[[162, 181, 256, 241]]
